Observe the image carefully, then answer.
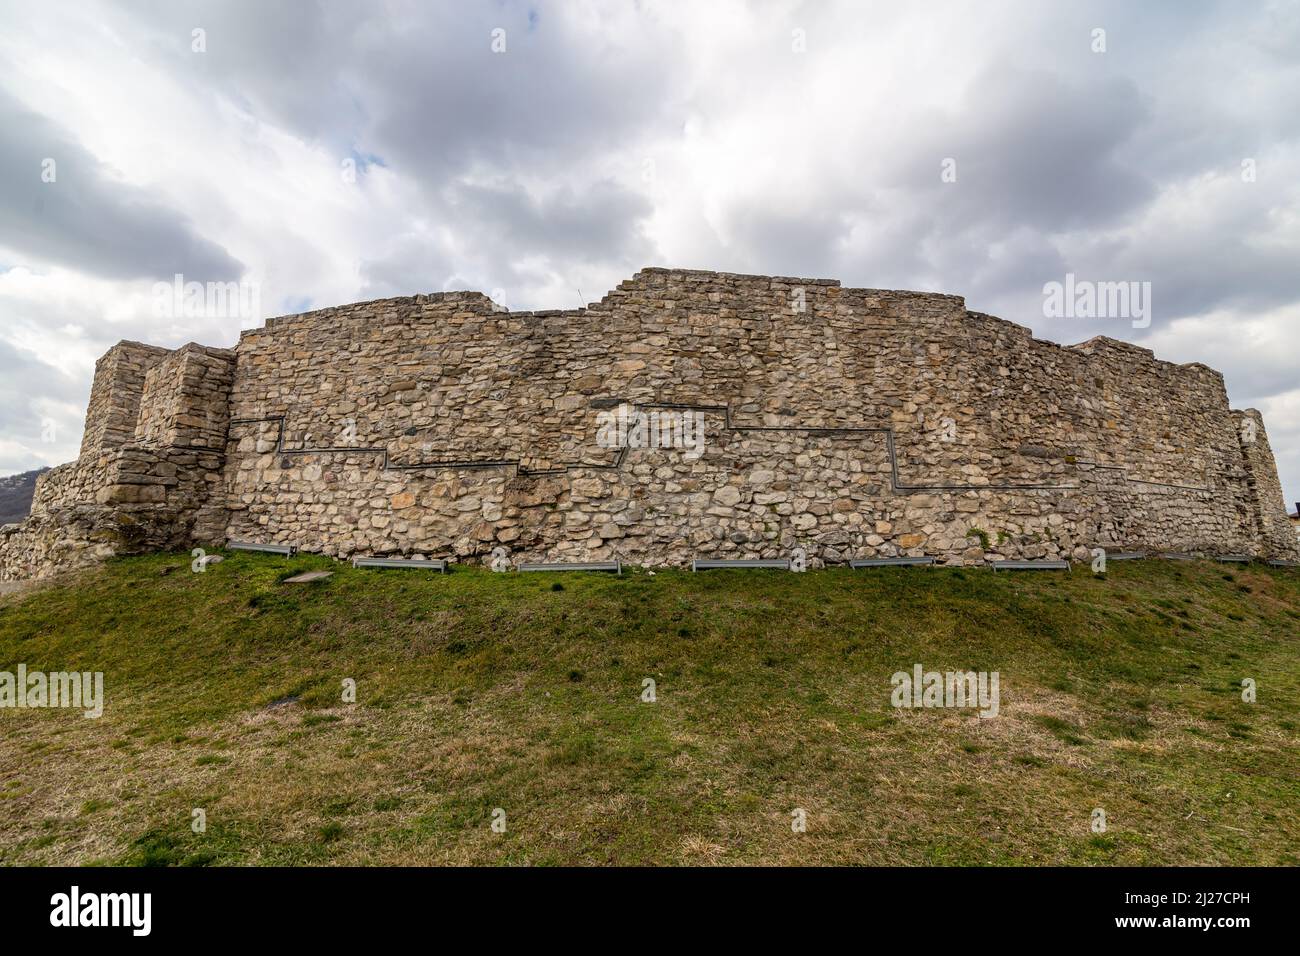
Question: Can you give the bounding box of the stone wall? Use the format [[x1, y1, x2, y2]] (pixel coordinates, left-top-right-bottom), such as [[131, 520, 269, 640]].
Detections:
[[1, 342, 234, 581], [78, 341, 172, 458], [135, 343, 235, 450], [3, 268, 1296, 579]]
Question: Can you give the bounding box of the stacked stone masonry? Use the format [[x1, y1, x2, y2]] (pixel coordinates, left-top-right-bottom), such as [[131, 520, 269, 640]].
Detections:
[[2, 268, 1296, 580]]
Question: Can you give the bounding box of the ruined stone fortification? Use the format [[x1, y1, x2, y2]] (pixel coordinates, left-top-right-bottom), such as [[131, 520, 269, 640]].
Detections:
[[2, 267, 1296, 580]]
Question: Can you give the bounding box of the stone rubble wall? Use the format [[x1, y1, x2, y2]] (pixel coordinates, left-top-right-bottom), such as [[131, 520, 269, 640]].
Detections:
[[2, 267, 1296, 580], [78, 341, 173, 458], [1233, 408, 1297, 557], [0, 342, 234, 581], [135, 343, 236, 450]]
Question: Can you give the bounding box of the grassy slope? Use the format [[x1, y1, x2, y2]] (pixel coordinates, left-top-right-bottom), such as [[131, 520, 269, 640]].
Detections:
[[0, 551, 1297, 866]]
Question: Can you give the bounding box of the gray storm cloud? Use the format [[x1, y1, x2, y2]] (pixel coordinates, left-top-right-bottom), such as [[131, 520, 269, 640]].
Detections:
[[0, 88, 244, 282]]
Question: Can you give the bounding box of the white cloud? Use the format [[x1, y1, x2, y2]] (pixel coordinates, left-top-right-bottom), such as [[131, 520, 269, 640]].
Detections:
[[0, 0, 1295, 508]]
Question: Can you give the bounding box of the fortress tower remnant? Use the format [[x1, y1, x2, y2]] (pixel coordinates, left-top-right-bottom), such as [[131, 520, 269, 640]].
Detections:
[[2, 267, 1296, 580]]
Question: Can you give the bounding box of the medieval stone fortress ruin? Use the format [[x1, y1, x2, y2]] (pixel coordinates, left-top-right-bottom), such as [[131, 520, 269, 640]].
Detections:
[[1, 267, 1296, 581]]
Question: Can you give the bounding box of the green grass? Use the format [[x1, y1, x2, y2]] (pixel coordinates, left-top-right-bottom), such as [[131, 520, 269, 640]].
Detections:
[[0, 550, 1297, 866]]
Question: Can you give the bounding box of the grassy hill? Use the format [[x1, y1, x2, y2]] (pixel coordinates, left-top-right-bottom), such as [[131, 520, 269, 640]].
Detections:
[[1, 551, 1297, 866]]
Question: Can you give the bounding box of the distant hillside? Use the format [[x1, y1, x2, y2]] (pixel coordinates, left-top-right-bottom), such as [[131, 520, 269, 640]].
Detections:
[[0, 467, 49, 525]]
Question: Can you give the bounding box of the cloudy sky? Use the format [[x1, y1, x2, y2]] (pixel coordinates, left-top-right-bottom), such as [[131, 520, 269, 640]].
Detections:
[[1, 0, 1297, 506]]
